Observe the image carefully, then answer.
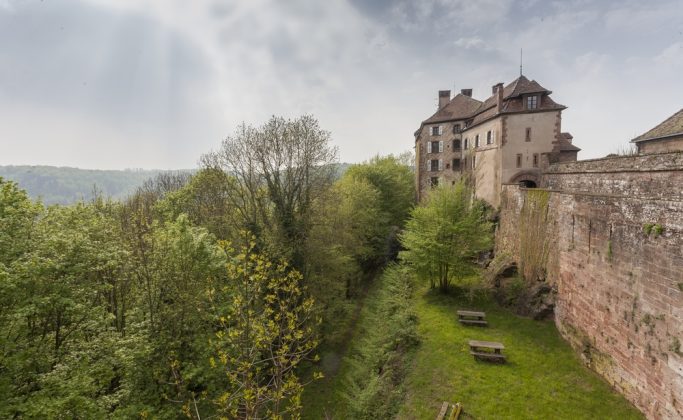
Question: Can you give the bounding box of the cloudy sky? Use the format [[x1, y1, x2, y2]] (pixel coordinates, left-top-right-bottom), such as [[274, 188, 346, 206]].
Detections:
[[1, 0, 682, 169]]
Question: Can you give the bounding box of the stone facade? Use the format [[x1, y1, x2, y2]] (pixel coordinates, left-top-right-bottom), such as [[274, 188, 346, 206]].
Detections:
[[415, 76, 579, 205], [637, 135, 683, 154], [415, 119, 466, 195], [497, 151, 683, 419]]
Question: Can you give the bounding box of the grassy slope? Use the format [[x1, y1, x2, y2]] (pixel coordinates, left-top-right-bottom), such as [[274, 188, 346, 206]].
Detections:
[[398, 285, 643, 419]]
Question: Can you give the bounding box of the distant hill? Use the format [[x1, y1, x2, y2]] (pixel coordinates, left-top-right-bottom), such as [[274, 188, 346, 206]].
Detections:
[[0, 165, 194, 205], [0, 163, 356, 205]]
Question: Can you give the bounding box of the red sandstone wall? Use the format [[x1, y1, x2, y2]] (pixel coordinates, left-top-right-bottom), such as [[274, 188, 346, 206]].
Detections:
[[498, 152, 683, 419]]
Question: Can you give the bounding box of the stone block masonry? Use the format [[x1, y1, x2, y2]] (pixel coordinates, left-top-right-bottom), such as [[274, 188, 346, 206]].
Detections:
[[497, 151, 683, 419]]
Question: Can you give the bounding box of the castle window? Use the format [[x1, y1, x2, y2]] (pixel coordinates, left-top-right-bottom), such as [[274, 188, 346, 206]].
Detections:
[[527, 95, 538, 109], [475, 135, 480, 148], [427, 140, 443, 153], [430, 177, 439, 187], [452, 158, 460, 170], [486, 130, 493, 145], [472, 155, 476, 169], [516, 153, 523, 168], [453, 124, 461, 133], [452, 139, 461, 150], [431, 126, 442, 136], [533, 153, 539, 167], [464, 138, 469, 149], [428, 159, 442, 172], [525, 127, 532, 142]]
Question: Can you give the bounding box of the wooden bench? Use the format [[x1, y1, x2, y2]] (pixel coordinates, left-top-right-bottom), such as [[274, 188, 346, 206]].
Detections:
[[457, 310, 487, 326], [468, 340, 506, 363], [436, 401, 462, 420]]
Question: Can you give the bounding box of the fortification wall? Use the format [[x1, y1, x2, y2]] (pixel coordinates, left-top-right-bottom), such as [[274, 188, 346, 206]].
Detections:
[[497, 152, 683, 419]]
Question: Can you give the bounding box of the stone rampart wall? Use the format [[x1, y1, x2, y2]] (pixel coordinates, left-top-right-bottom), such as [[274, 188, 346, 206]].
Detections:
[[497, 152, 683, 419]]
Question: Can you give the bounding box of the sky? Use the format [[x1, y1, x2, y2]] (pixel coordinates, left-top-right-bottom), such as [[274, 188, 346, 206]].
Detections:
[[1, 0, 682, 170]]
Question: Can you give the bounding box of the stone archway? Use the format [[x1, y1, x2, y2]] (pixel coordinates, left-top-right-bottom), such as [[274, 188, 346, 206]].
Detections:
[[509, 171, 540, 188]]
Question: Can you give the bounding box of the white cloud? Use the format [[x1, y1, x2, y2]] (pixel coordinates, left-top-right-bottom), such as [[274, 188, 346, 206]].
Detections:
[[2, 0, 683, 168], [454, 37, 486, 49]]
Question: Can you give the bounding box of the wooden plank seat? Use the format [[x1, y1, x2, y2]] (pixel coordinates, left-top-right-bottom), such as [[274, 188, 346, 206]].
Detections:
[[468, 340, 507, 363], [459, 319, 488, 326], [457, 310, 487, 326], [436, 401, 449, 420], [436, 401, 463, 420]]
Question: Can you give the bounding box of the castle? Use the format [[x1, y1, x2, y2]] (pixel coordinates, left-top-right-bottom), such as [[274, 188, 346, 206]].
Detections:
[[415, 79, 683, 419], [414, 75, 579, 205]]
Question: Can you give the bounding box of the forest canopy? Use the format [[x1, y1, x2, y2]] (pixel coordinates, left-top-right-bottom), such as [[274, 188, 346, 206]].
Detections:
[[0, 115, 418, 418]]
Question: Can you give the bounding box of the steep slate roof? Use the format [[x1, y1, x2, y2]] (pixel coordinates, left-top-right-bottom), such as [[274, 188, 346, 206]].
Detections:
[[417, 75, 566, 136], [504, 75, 551, 98], [558, 132, 581, 151], [465, 75, 565, 128], [631, 108, 683, 143], [422, 93, 483, 124]]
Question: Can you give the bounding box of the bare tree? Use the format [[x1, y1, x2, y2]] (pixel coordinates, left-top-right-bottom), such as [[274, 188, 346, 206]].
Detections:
[[201, 115, 338, 270]]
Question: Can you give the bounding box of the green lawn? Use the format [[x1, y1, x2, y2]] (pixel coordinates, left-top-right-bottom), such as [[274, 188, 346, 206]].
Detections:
[[397, 285, 643, 419]]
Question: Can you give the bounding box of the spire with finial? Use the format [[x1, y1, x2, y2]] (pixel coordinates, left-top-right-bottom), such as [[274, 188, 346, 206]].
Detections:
[[520, 48, 523, 76]]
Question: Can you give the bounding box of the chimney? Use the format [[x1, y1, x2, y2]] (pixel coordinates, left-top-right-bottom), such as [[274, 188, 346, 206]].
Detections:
[[438, 90, 451, 109], [494, 82, 504, 112], [460, 88, 472, 97]]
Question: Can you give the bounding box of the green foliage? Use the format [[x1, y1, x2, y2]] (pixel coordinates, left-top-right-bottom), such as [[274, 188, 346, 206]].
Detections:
[[344, 265, 419, 419], [0, 177, 41, 265], [643, 223, 664, 237], [200, 115, 338, 271], [210, 237, 321, 419], [158, 168, 237, 240], [0, 197, 134, 417], [344, 154, 415, 230], [342, 155, 415, 270], [653, 224, 664, 237], [399, 183, 493, 292], [642, 223, 654, 235]]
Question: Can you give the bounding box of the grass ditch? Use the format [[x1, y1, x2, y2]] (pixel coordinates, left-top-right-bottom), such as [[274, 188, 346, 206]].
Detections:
[[301, 264, 418, 419]]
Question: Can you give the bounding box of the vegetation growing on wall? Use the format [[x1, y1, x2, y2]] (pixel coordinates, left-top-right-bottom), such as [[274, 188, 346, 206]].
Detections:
[[518, 189, 551, 282]]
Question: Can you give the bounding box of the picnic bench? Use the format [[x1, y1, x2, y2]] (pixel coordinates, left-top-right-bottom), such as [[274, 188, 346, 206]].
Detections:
[[457, 310, 487, 326], [468, 340, 506, 363], [436, 401, 462, 420]]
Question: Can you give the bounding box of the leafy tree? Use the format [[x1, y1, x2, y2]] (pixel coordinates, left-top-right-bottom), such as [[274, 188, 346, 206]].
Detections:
[[0, 177, 41, 265], [308, 176, 383, 298], [344, 155, 415, 230], [0, 201, 132, 417], [120, 215, 226, 415], [200, 115, 338, 270], [158, 168, 238, 240], [343, 155, 415, 266], [209, 237, 321, 419], [399, 183, 493, 292]]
